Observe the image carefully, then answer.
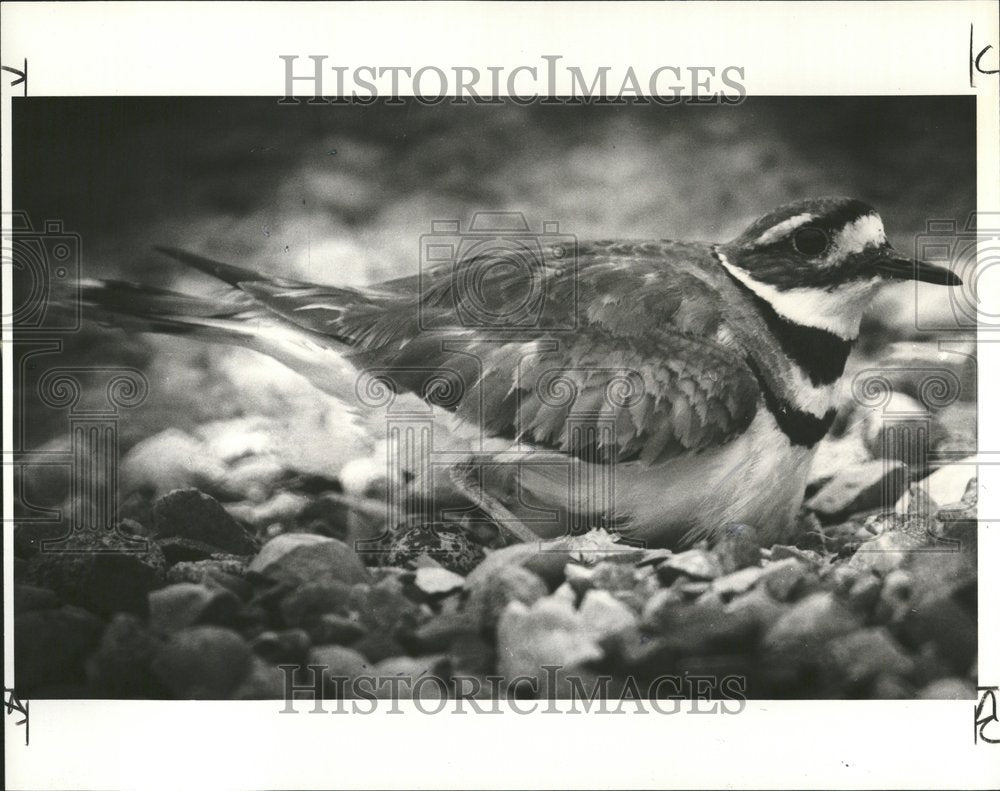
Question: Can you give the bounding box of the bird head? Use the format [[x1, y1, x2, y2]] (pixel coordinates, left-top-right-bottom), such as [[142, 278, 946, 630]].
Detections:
[[716, 197, 962, 339]]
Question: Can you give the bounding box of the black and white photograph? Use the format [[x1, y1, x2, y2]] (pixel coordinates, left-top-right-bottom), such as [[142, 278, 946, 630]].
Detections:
[[3, 2, 999, 789]]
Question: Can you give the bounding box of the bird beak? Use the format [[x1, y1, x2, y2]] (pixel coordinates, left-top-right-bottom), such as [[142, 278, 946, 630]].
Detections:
[[874, 247, 963, 286]]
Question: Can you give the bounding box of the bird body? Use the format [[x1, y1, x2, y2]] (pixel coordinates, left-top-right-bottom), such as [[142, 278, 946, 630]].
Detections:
[[75, 198, 961, 548]]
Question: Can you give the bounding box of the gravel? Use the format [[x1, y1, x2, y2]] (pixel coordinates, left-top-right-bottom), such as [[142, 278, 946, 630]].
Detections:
[[12, 457, 979, 700]]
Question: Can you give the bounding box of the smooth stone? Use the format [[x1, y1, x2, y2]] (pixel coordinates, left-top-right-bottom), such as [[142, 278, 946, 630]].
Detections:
[[151, 626, 253, 699], [249, 533, 370, 587], [152, 488, 258, 555]]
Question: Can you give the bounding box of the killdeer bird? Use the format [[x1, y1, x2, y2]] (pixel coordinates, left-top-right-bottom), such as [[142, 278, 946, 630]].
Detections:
[[75, 197, 961, 548]]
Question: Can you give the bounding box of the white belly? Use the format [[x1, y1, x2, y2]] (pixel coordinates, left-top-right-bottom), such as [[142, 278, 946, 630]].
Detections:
[[509, 405, 816, 548], [616, 408, 816, 546], [401, 401, 817, 549]]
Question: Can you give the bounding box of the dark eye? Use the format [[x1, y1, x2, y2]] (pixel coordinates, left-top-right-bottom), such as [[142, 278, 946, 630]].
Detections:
[[792, 227, 829, 256]]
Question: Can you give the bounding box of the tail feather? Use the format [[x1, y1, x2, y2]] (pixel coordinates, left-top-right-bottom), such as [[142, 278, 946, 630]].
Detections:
[[75, 278, 264, 345], [72, 276, 363, 402], [153, 245, 292, 289]]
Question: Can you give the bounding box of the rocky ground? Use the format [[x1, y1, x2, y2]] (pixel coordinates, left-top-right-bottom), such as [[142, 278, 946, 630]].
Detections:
[[12, 98, 978, 700], [13, 339, 978, 700]]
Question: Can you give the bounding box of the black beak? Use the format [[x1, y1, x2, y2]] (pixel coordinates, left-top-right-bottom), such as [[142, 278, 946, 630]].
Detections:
[[874, 247, 962, 286]]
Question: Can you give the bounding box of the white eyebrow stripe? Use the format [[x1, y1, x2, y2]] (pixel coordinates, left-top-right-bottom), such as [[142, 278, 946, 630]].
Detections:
[[754, 213, 815, 246], [830, 213, 886, 261]]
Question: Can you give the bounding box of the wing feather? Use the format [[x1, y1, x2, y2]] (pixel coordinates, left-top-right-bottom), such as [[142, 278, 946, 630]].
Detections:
[[341, 241, 758, 464], [161, 240, 760, 464]]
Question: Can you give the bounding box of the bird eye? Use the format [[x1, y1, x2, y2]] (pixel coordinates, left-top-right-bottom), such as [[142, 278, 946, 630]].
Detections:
[[792, 227, 829, 256]]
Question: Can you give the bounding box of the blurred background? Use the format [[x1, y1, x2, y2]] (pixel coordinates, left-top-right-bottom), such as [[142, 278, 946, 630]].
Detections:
[[12, 96, 977, 509]]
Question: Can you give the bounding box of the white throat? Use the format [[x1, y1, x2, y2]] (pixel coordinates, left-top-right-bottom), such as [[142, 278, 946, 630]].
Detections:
[[716, 249, 874, 340]]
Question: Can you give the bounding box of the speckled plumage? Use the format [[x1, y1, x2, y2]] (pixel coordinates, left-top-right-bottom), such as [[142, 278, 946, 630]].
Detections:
[[76, 198, 962, 547]]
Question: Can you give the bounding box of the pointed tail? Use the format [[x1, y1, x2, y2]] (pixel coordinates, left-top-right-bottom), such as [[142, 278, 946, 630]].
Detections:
[[73, 277, 266, 344], [66, 275, 362, 403]]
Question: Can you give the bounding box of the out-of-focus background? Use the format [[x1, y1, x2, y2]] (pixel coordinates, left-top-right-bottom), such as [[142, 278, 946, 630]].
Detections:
[[12, 96, 977, 476]]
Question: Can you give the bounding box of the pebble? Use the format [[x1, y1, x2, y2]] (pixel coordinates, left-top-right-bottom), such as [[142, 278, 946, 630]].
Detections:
[[370, 656, 448, 699], [86, 613, 165, 697], [308, 645, 373, 695], [903, 523, 977, 604], [151, 625, 253, 699], [676, 580, 711, 599], [226, 491, 311, 529], [805, 460, 908, 522], [861, 392, 938, 467], [351, 632, 408, 663], [848, 531, 926, 575], [167, 557, 249, 581], [578, 589, 640, 641], [14, 605, 103, 692], [807, 431, 871, 494], [250, 628, 312, 664], [449, 633, 496, 677], [531, 529, 644, 566], [279, 581, 353, 628], [723, 586, 789, 632], [413, 611, 479, 653], [871, 674, 915, 699], [119, 429, 227, 500], [152, 488, 258, 555], [414, 566, 465, 596], [349, 577, 422, 635], [465, 563, 548, 628], [249, 533, 370, 587], [157, 536, 222, 564], [658, 548, 724, 584], [307, 613, 368, 646], [645, 595, 759, 655], [636, 548, 674, 567], [567, 560, 640, 598], [762, 558, 810, 602], [465, 543, 569, 592], [918, 677, 977, 699], [590, 559, 641, 589], [875, 569, 914, 623], [713, 523, 762, 572], [762, 592, 861, 654], [874, 343, 976, 406], [166, 558, 252, 599], [824, 564, 860, 596], [232, 656, 289, 699], [25, 529, 167, 616], [826, 627, 915, 685], [15, 583, 59, 612], [902, 594, 976, 676], [895, 459, 976, 518], [495, 596, 604, 695], [846, 574, 882, 614], [769, 545, 823, 566], [215, 456, 291, 503], [291, 494, 351, 540], [640, 588, 684, 625], [148, 583, 241, 633]]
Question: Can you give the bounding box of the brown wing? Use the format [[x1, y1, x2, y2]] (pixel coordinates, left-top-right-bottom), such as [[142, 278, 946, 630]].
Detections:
[[152, 242, 760, 463], [241, 240, 759, 465]]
